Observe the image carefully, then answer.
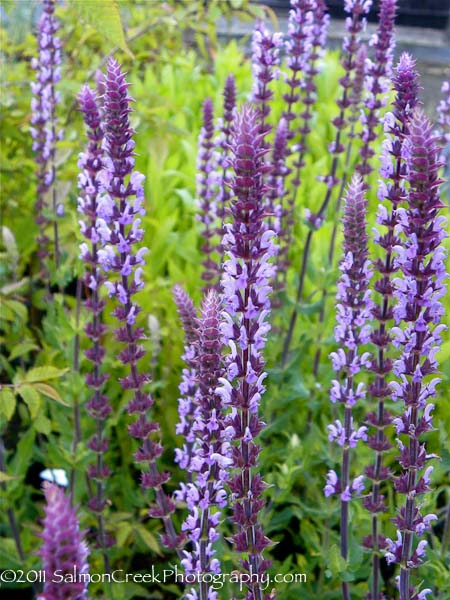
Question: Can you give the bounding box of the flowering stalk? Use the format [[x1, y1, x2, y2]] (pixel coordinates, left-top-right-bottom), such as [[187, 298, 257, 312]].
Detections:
[[324, 175, 372, 600], [217, 105, 276, 600], [311, 44, 368, 381], [356, 0, 397, 178], [282, 0, 372, 365], [30, 0, 62, 283], [363, 53, 420, 600], [179, 291, 232, 600], [98, 58, 182, 552], [385, 111, 446, 600], [216, 74, 236, 228], [77, 85, 112, 570], [251, 22, 283, 140], [197, 98, 221, 289], [38, 482, 89, 600], [173, 284, 199, 484], [436, 79, 450, 146]]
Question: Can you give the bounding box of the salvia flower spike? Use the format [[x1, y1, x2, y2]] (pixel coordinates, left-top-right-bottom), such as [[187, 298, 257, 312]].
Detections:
[[38, 482, 89, 600], [216, 105, 277, 600], [197, 98, 221, 290], [179, 291, 232, 600], [364, 53, 420, 600], [386, 110, 446, 600], [77, 85, 112, 562], [99, 58, 182, 552], [30, 0, 63, 283], [357, 0, 397, 178], [173, 284, 200, 484], [325, 174, 372, 600], [251, 21, 283, 139]]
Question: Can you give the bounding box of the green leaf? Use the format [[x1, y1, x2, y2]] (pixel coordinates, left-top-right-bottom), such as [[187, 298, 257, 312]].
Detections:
[[33, 382, 69, 406], [10, 428, 35, 477], [135, 525, 162, 555], [69, 0, 133, 57], [0, 538, 21, 569], [18, 385, 41, 419], [24, 366, 68, 383], [0, 388, 16, 420], [0, 471, 17, 483], [328, 543, 346, 576], [34, 413, 51, 435], [8, 341, 38, 361]]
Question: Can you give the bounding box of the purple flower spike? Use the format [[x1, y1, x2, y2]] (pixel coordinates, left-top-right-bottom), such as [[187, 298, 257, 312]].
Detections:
[[180, 291, 231, 600], [364, 53, 420, 600], [173, 285, 199, 483], [197, 98, 221, 290], [30, 0, 63, 282], [100, 58, 182, 552], [217, 105, 277, 599], [251, 22, 283, 138], [326, 175, 372, 600], [357, 0, 397, 177], [386, 111, 446, 600], [77, 85, 112, 555], [216, 75, 237, 245], [436, 79, 450, 160], [38, 482, 89, 600]]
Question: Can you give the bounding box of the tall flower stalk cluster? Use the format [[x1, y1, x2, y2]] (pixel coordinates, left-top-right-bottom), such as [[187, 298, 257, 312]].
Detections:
[[30, 0, 62, 283], [277, 0, 329, 278], [179, 291, 232, 600], [282, 0, 372, 364], [324, 175, 372, 600], [436, 79, 450, 149], [364, 53, 420, 600], [77, 85, 112, 568], [38, 483, 89, 600], [385, 111, 446, 600], [217, 105, 277, 600]]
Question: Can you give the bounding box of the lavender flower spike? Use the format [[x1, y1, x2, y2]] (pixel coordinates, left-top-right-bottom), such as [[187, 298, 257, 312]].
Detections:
[[99, 58, 182, 552], [437, 79, 450, 146], [386, 111, 446, 600], [251, 22, 283, 138], [325, 174, 372, 600], [217, 105, 277, 600], [180, 291, 232, 600], [173, 284, 199, 483], [30, 0, 63, 281], [357, 0, 397, 177], [77, 85, 112, 565], [197, 98, 221, 290], [38, 482, 89, 600]]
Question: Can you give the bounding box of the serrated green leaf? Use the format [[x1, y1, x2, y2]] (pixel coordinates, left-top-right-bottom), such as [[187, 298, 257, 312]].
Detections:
[[116, 522, 133, 548], [0, 388, 16, 420], [0, 538, 21, 569], [24, 366, 68, 383], [18, 385, 41, 419], [69, 0, 133, 57]]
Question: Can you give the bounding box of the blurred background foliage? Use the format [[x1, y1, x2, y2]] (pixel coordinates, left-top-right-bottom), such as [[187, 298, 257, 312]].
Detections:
[[0, 1, 449, 599]]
